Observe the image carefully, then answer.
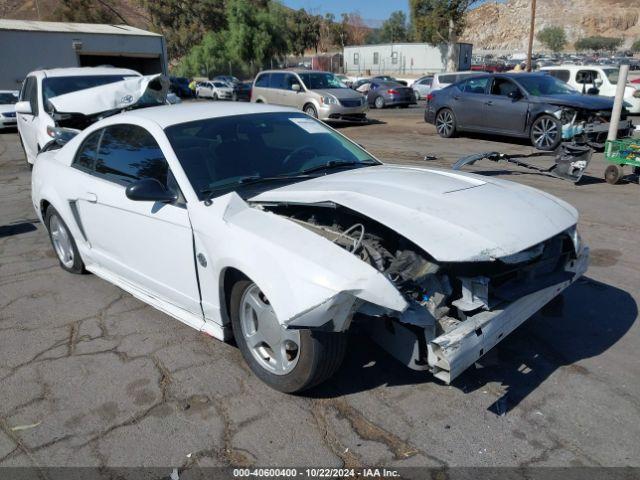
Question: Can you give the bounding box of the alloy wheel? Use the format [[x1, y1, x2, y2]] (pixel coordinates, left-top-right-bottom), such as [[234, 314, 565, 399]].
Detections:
[[239, 284, 300, 375], [436, 110, 454, 136], [532, 118, 559, 149], [49, 215, 75, 268]]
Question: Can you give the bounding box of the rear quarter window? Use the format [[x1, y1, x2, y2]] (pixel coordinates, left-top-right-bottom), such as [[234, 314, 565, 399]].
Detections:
[[548, 70, 570, 82]]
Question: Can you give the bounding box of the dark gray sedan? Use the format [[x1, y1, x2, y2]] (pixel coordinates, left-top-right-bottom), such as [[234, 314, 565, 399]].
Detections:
[[367, 81, 417, 109], [425, 73, 630, 150]]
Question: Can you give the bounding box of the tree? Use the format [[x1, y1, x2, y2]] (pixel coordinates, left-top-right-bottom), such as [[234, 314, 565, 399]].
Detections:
[[410, 0, 476, 71], [140, 0, 226, 59], [380, 11, 409, 43], [286, 9, 321, 56], [632, 38, 640, 53], [536, 26, 566, 53], [226, 0, 289, 72], [574, 36, 623, 52], [343, 12, 368, 46]]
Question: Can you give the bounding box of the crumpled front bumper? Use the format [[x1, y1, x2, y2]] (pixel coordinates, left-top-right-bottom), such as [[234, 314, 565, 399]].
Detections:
[[427, 246, 590, 384]]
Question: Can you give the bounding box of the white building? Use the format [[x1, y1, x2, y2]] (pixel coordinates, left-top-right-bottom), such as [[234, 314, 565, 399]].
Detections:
[[0, 20, 167, 90], [343, 42, 472, 77]]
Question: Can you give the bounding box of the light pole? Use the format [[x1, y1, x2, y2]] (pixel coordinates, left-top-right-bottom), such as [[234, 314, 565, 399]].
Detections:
[[526, 0, 537, 72]]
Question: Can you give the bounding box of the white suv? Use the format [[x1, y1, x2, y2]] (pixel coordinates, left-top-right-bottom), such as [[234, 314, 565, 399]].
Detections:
[[16, 67, 141, 166], [541, 65, 640, 114]]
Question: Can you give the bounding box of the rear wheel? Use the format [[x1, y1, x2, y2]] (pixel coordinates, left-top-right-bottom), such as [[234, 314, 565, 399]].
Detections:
[[45, 207, 85, 274], [604, 164, 623, 185], [435, 108, 456, 138], [530, 115, 562, 151], [230, 279, 347, 393]]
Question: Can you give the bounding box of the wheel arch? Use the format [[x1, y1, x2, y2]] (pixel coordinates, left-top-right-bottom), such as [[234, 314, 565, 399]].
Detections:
[[219, 266, 250, 329]]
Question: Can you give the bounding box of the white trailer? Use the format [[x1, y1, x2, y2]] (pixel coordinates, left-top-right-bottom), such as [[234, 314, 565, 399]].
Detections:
[[343, 42, 472, 77]]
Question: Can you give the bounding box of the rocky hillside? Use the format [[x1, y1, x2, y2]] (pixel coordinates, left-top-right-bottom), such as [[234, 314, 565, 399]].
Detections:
[[462, 0, 640, 51]]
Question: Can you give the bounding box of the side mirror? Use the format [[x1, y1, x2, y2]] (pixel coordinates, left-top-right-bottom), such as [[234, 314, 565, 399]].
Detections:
[[507, 90, 522, 100], [15, 101, 32, 114], [586, 87, 600, 95], [292, 83, 301, 92], [125, 178, 177, 203]]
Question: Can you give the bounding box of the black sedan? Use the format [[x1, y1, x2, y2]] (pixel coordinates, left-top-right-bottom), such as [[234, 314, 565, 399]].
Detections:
[[425, 72, 632, 150], [367, 81, 417, 109]]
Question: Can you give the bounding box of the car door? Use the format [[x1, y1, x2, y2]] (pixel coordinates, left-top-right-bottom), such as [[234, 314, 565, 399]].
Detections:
[[453, 76, 490, 128], [267, 72, 286, 106], [279, 73, 303, 108], [74, 124, 203, 319], [484, 77, 529, 134], [17, 76, 40, 160]]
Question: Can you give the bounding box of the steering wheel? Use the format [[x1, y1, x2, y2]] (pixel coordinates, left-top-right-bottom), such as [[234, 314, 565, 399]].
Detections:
[[283, 146, 319, 167]]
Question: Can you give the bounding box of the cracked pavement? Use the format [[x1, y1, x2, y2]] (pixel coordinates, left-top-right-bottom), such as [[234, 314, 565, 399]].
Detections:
[[1, 107, 639, 469]]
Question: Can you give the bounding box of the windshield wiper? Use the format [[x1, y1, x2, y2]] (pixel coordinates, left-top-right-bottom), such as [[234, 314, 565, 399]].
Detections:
[[199, 173, 314, 201], [299, 160, 377, 175]]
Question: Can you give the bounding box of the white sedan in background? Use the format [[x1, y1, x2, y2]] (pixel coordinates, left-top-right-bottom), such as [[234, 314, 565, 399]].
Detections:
[[196, 80, 234, 100], [32, 102, 588, 392], [0, 90, 19, 128]]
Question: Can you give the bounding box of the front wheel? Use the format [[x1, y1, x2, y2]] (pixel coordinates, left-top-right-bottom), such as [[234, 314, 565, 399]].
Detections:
[[530, 115, 562, 151], [212, 93, 218, 101], [604, 164, 623, 184], [45, 206, 85, 274], [374, 96, 385, 109], [230, 280, 347, 393], [304, 104, 318, 118]]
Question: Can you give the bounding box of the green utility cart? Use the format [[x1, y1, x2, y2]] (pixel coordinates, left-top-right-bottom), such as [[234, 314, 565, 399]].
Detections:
[[604, 138, 640, 184]]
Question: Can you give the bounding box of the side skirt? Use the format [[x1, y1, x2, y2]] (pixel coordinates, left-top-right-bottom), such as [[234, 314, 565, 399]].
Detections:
[[86, 264, 231, 341]]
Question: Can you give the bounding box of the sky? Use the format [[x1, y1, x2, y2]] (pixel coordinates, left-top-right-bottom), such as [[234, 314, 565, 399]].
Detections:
[[281, 0, 408, 26], [281, 0, 501, 26]]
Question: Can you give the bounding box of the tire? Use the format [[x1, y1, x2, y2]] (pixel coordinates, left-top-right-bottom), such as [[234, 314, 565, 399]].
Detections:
[[530, 115, 562, 151], [230, 279, 347, 393], [212, 93, 218, 101], [435, 108, 457, 138], [374, 96, 385, 109], [45, 206, 85, 274], [604, 164, 623, 185], [304, 104, 318, 118]]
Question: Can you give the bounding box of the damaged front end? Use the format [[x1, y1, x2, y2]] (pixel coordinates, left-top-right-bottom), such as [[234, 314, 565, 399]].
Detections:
[[42, 74, 169, 151], [263, 202, 588, 384], [553, 106, 634, 149]]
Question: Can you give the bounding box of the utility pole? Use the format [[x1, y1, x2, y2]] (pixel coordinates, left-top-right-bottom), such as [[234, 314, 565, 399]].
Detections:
[[526, 0, 537, 72]]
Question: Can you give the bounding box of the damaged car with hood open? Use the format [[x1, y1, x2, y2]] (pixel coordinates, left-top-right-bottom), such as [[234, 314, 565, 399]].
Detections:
[[31, 101, 589, 392]]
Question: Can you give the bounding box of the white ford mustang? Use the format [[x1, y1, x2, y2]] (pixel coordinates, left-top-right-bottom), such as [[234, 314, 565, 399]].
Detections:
[[31, 102, 589, 392]]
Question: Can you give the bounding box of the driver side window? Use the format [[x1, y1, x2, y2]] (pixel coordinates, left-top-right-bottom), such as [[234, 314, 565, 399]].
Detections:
[[491, 78, 519, 96]]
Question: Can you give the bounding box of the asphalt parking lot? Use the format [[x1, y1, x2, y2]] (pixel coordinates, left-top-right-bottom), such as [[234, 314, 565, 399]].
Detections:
[[1, 103, 639, 470]]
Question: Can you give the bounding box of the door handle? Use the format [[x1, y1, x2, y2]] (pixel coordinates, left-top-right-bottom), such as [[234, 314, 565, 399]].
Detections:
[[485, 100, 493, 106], [81, 193, 97, 203], [453, 95, 460, 100]]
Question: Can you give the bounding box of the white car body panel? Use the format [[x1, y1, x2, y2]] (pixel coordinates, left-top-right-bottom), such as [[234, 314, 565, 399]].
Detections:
[[0, 90, 19, 128], [252, 165, 578, 263], [48, 74, 168, 116], [31, 102, 588, 385]]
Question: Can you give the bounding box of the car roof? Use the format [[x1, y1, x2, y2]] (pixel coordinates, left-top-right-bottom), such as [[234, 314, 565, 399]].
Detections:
[[117, 102, 299, 128], [0, 90, 19, 94], [30, 67, 141, 78], [541, 64, 611, 70], [257, 69, 329, 75]]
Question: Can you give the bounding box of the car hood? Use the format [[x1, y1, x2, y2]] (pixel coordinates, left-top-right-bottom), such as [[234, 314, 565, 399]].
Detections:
[[48, 74, 169, 116], [313, 88, 364, 101], [250, 165, 578, 263], [530, 93, 614, 110]]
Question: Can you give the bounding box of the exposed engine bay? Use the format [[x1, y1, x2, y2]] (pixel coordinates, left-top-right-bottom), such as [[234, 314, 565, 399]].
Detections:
[[261, 201, 588, 383], [554, 106, 634, 149]]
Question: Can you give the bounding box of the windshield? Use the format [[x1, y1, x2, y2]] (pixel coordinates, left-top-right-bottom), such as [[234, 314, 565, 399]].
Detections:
[[516, 76, 578, 96], [0, 93, 18, 104], [213, 82, 228, 88], [602, 68, 619, 84], [298, 72, 347, 90], [165, 112, 379, 199], [42, 75, 137, 104]]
